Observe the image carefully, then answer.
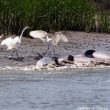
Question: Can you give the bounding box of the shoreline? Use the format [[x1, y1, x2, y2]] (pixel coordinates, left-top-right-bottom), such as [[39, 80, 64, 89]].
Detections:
[[0, 66, 110, 75]]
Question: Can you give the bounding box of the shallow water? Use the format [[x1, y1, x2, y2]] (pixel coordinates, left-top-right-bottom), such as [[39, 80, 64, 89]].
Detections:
[[0, 69, 110, 110]]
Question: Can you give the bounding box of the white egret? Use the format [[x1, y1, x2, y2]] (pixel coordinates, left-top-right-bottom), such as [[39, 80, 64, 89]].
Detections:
[[35, 55, 74, 70], [1, 26, 30, 59], [29, 30, 68, 55], [35, 57, 59, 70], [36, 57, 53, 66]]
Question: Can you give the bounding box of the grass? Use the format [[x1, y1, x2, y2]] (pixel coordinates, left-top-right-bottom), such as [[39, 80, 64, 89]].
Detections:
[[0, 0, 110, 36]]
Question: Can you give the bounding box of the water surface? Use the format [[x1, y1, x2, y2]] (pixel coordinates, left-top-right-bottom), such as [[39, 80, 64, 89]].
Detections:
[[0, 68, 110, 110]]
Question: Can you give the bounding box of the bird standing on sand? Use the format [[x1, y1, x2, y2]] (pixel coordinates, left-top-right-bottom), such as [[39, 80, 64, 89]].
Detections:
[[0, 26, 30, 59], [29, 30, 68, 55]]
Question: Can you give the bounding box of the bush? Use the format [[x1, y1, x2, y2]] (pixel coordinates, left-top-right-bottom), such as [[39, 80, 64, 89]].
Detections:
[[0, 0, 109, 35]]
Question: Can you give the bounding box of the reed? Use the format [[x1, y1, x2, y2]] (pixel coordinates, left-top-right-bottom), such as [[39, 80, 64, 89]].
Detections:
[[0, 0, 109, 36]]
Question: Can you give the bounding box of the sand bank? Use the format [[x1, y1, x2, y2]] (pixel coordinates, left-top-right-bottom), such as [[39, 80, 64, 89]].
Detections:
[[0, 31, 110, 72]]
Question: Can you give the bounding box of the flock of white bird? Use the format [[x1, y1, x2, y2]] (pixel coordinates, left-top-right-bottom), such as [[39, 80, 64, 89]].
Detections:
[[29, 30, 68, 55], [0, 26, 68, 60]]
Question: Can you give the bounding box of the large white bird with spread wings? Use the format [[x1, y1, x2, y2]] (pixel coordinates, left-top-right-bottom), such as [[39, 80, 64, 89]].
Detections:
[[29, 30, 68, 55], [1, 26, 30, 59]]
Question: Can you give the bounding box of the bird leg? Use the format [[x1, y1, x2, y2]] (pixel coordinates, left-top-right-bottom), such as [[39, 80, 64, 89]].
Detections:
[[10, 50, 15, 59], [37, 52, 43, 58], [44, 44, 50, 55], [10, 50, 19, 60], [51, 45, 56, 55], [15, 50, 20, 60], [52, 47, 56, 55]]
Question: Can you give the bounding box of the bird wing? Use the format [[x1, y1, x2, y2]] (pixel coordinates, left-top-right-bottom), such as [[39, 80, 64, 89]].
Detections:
[[13, 36, 20, 43], [29, 30, 48, 43], [37, 57, 52, 66], [1, 37, 13, 46], [52, 32, 68, 45], [1, 37, 14, 49], [13, 36, 21, 48]]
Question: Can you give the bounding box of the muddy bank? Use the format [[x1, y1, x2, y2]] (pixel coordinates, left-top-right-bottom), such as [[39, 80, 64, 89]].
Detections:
[[0, 31, 110, 72]]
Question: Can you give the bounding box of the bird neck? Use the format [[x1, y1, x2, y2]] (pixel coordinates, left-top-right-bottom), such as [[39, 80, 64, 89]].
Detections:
[[19, 27, 28, 41], [46, 35, 52, 42]]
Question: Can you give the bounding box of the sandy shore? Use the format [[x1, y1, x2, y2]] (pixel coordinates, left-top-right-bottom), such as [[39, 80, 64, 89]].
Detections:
[[0, 31, 110, 72]]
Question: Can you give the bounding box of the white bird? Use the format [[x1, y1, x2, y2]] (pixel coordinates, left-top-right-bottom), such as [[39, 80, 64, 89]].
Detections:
[[93, 51, 110, 59], [36, 57, 59, 70], [29, 30, 68, 55], [36, 57, 53, 66], [1, 26, 30, 59], [84, 50, 110, 59]]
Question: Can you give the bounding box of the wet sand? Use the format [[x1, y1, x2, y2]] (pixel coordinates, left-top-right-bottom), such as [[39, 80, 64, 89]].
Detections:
[[0, 31, 110, 71]]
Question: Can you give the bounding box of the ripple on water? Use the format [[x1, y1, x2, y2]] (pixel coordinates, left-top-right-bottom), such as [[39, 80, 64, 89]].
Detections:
[[0, 68, 110, 110]]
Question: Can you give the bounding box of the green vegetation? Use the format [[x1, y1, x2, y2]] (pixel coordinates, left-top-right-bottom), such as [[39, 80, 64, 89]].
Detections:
[[93, 0, 110, 10], [0, 0, 110, 35]]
